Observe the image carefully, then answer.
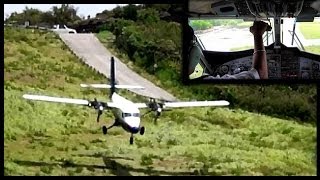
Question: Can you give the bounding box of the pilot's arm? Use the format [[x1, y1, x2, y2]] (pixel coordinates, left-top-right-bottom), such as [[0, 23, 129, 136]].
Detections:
[[250, 21, 268, 79]]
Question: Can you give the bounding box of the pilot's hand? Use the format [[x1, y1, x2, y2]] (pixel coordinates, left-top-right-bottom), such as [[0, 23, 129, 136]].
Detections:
[[250, 21, 268, 37]]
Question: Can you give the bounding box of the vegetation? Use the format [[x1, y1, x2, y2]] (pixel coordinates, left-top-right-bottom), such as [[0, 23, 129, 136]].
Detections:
[[304, 45, 320, 55], [4, 4, 317, 176], [5, 4, 82, 27], [189, 19, 252, 31], [299, 22, 320, 39], [96, 8, 181, 75]]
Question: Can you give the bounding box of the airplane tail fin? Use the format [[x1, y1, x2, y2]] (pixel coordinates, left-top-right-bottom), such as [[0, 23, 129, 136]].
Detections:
[[80, 57, 144, 99], [110, 57, 116, 97]]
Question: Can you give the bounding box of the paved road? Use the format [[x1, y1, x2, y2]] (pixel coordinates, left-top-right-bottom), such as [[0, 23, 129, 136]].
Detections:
[[58, 33, 177, 101]]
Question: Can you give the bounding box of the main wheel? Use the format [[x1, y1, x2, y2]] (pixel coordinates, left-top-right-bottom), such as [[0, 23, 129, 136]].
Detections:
[[129, 136, 134, 145], [140, 126, 145, 135], [102, 126, 108, 135]]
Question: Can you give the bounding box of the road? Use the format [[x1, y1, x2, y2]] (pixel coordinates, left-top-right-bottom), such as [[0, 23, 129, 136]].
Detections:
[[58, 33, 177, 101]]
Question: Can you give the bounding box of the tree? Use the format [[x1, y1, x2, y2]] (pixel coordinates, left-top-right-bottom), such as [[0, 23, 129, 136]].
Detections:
[[40, 11, 55, 26], [5, 12, 22, 24], [6, 7, 43, 25], [123, 4, 138, 21], [137, 8, 160, 24], [51, 4, 81, 25], [113, 6, 124, 18], [5, 4, 81, 27]]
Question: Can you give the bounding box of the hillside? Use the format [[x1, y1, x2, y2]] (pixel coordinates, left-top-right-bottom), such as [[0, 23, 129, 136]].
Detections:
[[94, 7, 316, 124], [4, 28, 316, 176]]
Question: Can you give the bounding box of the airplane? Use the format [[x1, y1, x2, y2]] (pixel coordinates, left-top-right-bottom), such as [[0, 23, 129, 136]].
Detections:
[[185, 0, 320, 81], [23, 57, 230, 145]]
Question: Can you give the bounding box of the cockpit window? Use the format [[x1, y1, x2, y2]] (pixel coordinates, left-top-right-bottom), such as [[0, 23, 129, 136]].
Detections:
[[189, 19, 258, 52], [189, 17, 320, 55], [123, 113, 131, 117], [282, 17, 320, 55], [123, 113, 140, 117]]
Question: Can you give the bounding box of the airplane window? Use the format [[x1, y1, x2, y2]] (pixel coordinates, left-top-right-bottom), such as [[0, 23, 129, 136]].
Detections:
[[122, 113, 139, 117], [281, 17, 320, 55], [132, 113, 140, 117], [188, 19, 273, 52], [123, 113, 132, 117]]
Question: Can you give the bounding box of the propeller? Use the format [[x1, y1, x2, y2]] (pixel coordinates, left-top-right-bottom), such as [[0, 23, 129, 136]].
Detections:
[[89, 98, 105, 123], [144, 97, 170, 123]]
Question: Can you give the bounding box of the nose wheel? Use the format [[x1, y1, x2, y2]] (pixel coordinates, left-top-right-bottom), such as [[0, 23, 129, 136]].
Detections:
[[130, 134, 134, 145]]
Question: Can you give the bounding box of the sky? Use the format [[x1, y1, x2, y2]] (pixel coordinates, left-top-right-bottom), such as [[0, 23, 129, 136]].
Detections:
[[4, 4, 128, 20]]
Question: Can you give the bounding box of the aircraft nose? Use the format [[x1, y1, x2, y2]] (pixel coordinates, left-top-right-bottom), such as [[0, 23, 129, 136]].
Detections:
[[130, 126, 140, 134], [124, 117, 140, 130]]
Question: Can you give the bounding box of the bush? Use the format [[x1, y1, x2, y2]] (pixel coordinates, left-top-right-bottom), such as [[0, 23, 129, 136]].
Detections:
[[140, 154, 154, 166], [190, 20, 213, 30]]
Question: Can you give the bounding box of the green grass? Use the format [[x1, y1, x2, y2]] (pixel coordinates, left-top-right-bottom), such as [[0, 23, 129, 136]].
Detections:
[[304, 45, 320, 55], [190, 20, 252, 31], [299, 22, 320, 39], [4, 27, 316, 176], [236, 22, 252, 28]]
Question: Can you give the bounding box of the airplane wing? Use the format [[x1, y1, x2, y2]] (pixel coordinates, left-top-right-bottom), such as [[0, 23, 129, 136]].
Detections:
[[22, 94, 117, 108], [134, 103, 149, 108], [134, 100, 229, 109]]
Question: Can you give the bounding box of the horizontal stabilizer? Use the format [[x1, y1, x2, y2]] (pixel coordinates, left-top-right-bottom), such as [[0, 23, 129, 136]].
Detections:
[[23, 94, 89, 105], [80, 84, 144, 89]]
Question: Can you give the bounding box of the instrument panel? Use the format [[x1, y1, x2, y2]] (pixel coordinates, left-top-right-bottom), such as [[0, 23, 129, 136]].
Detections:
[[214, 49, 320, 79]]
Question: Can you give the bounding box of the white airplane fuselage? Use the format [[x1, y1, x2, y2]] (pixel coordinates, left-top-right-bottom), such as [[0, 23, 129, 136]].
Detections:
[[110, 92, 141, 134]]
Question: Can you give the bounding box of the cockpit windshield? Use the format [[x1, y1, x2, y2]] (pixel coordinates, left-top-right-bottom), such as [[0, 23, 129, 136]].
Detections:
[[123, 113, 140, 117], [189, 17, 320, 55]]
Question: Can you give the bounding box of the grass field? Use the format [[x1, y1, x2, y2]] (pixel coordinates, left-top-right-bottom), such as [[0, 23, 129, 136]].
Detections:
[[305, 45, 320, 55], [4, 27, 317, 176], [236, 22, 252, 28], [299, 22, 320, 39]]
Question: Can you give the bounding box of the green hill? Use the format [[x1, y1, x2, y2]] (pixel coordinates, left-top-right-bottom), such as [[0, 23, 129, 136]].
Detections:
[[4, 27, 316, 176]]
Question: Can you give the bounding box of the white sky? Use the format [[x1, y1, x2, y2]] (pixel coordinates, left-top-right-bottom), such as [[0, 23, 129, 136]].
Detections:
[[4, 4, 128, 20]]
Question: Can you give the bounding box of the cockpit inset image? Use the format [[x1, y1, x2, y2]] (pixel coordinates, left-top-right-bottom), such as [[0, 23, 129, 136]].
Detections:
[[185, 0, 320, 81]]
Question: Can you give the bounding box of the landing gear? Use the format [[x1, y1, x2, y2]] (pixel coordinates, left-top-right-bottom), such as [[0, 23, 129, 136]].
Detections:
[[102, 120, 119, 135], [102, 125, 108, 135], [130, 134, 134, 145], [140, 126, 145, 135]]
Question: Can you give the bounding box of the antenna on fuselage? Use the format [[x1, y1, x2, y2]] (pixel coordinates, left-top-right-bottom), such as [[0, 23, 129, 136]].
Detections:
[[110, 57, 116, 99]]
